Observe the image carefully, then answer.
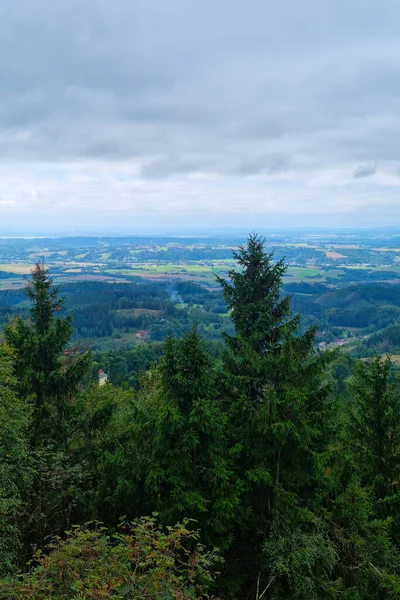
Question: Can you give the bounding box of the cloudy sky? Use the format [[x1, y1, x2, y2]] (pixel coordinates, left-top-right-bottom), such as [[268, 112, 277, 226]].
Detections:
[[1, 0, 400, 234]]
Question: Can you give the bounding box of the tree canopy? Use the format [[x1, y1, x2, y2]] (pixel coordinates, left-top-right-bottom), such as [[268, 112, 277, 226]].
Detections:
[[2, 240, 400, 599]]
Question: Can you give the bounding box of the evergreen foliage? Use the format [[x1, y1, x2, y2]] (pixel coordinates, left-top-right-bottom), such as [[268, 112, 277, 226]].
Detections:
[[97, 329, 238, 547], [217, 234, 336, 596], [0, 348, 31, 576], [4, 236, 400, 599], [347, 357, 400, 537], [3, 262, 90, 445]]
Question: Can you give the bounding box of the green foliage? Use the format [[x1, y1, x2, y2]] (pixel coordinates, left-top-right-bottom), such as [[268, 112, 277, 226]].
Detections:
[[217, 234, 336, 596], [313, 358, 400, 599], [3, 262, 90, 445], [347, 357, 400, 533], [0, 517, 220, 599], [98, 330, 238, 547], [262, 518, 337, 600], [148, 330, 238, 541], [0, 349, 31, 575], [21, 448, 93, 553], [5, 237, 400, 599]]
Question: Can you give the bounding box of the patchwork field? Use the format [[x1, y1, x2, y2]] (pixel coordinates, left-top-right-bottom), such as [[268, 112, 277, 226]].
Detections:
[[2, 231, 400, 290]]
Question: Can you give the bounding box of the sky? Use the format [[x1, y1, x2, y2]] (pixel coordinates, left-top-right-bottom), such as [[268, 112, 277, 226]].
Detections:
[[1, 0, 400, 234]]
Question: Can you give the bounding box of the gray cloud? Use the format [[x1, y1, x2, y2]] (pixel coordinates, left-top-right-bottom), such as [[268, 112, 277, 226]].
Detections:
[[0, 0, 400, 230], [354, 163, 378, 178]]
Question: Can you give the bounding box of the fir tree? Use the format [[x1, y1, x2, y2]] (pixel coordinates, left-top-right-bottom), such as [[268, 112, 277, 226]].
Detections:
[[0, 347, 31, 575], [313, 357, 400, 598], [348, 356, 400, 533], [98, 329, 238, 547], [3, 262, 90, 446], [150, 328, 238, 543], [218, 234, 333, 492], [218, 234, 335, 597]]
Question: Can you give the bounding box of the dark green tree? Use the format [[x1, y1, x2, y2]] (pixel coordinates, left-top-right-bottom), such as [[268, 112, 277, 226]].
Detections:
[[150, 328, 238, 543], [347, 357, 400, 534], [217, 234, 335, 597], [3, 262, 90, 446], [312, 358, 400, 599], [98, 329, 239, 547], [0, 347, 31, 575]]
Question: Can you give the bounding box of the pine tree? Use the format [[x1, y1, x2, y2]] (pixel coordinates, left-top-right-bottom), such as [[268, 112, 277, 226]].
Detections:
[[218, 234, 333, 490], [3, 262, 90, 446], [313, 357, 400, 598], [98, 329, 238, 547], [348, 357, 400, 534], [0, 347, 31, 575], [149, 328, 237, 544], [217, 234, 335, 597]]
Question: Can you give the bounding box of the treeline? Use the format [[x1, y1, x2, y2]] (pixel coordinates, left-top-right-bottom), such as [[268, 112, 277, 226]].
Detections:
[[287, 282, 400, 346], [3, 236, 400, 598]]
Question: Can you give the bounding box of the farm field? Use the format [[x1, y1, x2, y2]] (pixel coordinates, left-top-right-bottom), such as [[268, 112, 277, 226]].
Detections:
[[2, 229, 400, 288], [0, 263, 33, 274]]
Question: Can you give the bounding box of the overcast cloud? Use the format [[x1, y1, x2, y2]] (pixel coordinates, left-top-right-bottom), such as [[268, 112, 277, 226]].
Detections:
[[1, 0, 400, 233]]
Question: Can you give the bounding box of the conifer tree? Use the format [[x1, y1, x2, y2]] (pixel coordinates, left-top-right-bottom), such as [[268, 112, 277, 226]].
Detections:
[[0, 347, 31, 575], [3, 262, 90, 446], [99, 329, 238, 547], [218, 234, 333, 490], [217, 234, 335, 596], [314, 357, 400, 598], [150, 328, 237, 543], [348, 356, 400, 534]]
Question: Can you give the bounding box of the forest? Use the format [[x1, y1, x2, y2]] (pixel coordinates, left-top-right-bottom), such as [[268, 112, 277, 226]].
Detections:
[[2, 234, 400, 599]]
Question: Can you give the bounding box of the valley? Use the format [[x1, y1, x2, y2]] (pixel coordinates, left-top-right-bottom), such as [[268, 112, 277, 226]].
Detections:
[[1, 230, 400, 364]]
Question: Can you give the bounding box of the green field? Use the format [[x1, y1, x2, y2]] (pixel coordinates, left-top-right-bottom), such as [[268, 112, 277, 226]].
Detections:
[[286, 267, 321, 278], [1, 234, 400, 288]]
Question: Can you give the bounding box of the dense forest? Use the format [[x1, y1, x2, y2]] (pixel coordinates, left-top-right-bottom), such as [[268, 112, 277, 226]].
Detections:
[[4, 272, 400, 364], [2, 234, 400, 598]]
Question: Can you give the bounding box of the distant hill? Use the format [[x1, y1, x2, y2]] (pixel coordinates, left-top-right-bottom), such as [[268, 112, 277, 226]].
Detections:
[[315, 284, 400, 309]]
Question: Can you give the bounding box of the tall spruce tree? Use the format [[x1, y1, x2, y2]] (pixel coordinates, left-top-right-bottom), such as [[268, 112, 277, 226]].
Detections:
[[348, 357, 400, 535], [4, 262, 90, 446], [218, 234, 333, 492], [218, 234, 335, 597]]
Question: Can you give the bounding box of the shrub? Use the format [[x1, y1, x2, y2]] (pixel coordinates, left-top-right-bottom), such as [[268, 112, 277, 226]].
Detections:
[[0, 517, 220, 599]]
